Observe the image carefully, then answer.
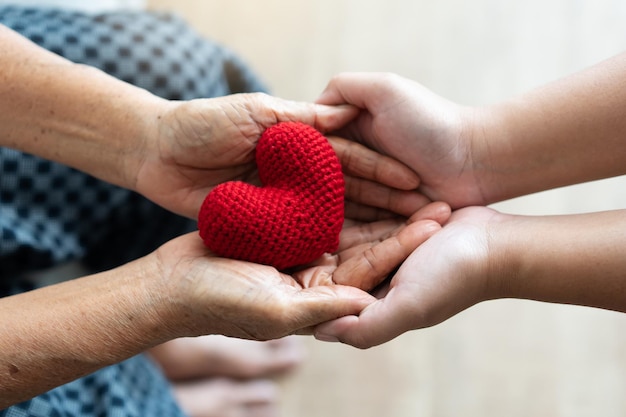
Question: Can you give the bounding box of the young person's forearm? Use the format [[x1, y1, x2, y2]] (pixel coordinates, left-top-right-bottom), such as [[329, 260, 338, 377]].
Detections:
[[0, 25, 167, 189], [492, 209, 626, 313], [479, 52, 626, 203], [0, 256, 179, 408]]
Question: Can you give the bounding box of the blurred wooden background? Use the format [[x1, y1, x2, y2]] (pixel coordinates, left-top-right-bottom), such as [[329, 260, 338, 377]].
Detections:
[[147, 1, 626, 416]]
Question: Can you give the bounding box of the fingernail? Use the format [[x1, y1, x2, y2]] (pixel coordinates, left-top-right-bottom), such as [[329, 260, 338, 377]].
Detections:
[[315, 332, 339, 343]]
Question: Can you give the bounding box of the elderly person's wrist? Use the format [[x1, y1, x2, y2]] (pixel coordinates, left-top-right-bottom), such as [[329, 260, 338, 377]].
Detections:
[[115, 92, 174, 192]]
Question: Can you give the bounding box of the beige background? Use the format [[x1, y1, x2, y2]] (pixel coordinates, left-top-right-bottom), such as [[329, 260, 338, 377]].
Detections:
[[147, 1, 626, 416]]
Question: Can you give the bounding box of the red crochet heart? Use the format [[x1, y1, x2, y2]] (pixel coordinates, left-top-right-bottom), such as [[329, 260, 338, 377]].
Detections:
[[198, 122, 345, 270]]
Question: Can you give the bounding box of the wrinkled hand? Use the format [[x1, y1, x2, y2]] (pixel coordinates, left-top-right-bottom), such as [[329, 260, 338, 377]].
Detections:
[[135, 93, 427, 220], [154, 231, 372, 341], [317, 73, 487, 208], [314, 206, 500, 348]]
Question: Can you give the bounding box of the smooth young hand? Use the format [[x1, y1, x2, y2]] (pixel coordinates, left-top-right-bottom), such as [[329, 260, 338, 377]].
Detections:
[[314, 206, 497, 348], [315, 206, 626, 349], [317, 55, 626, 208], [316, 72, 483, 208]]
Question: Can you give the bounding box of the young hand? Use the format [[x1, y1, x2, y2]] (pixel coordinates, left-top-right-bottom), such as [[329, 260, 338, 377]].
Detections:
[[317, 72, 484, 208], [314, 205, 626, 348], [317, 55, 626, 208], [297, 201, 451, 292], [314, 206, 500, 348]]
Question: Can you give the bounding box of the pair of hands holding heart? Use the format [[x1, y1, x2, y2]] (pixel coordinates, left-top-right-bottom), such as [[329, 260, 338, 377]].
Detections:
[[198, 121, 450, 287], [140, 93, 449, 341]]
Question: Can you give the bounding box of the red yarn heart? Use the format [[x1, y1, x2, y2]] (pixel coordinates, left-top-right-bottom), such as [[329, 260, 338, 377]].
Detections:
[[198, 122, 345, 270]]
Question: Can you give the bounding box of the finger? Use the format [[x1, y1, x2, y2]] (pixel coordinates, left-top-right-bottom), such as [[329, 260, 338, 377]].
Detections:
[[249, 93, 360, 133], [295, 326, 315, 336], [408, 201, 452, 225], [344, 201, 397, 222], [337, 218, 403, 251], [342, 218, 362, 228], [332, 219, 441, 291], [329, 136, 419, 190], [314, 289, 414, 349], [316, 75, 392, 149], [345, 176, 431, 217], [313, 311, 399, 349], [290, 285, 376, 330], [341, 111, 378, 149], [344, 201, 449, 232], [316, 72, 381, 109], [293, 262, 335, 289], [310, 104, 360, 133], [344, 201, 450, 234]]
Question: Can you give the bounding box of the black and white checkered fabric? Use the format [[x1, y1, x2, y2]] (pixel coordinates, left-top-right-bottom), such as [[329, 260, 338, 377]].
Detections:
[[0, 5, 267, 416]]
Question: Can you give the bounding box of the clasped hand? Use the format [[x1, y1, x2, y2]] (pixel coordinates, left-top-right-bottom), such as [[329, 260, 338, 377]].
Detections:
[[133, 93, 428, 220], [134, 92, 452, 342], [152, 202, 450, 341]]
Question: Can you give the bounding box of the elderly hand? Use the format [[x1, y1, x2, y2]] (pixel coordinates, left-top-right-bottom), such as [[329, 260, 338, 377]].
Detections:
[[151, 231, 374, 340], [0, 26, 426, 224]]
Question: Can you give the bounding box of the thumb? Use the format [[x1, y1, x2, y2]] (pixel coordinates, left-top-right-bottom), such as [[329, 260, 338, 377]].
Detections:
[[333, 220, 441, 291], [314, 290, 412, 349], [292, 285, 375, 334]]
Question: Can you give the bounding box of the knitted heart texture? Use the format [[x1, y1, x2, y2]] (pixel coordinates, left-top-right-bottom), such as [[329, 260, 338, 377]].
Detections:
[[198, 121, 345, 270]]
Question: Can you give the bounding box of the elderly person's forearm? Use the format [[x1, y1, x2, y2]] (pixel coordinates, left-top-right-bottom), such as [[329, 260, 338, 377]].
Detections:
[[0, 24, 166, 190]]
